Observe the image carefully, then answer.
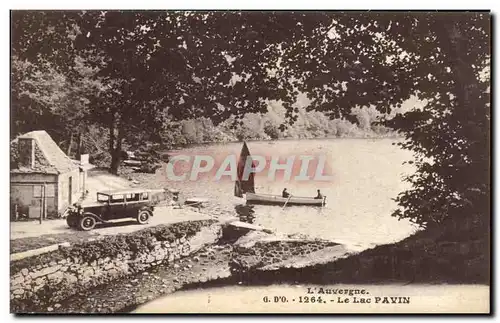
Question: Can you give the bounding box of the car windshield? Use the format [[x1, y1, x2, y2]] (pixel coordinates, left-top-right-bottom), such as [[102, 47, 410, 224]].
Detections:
[[97, 193, 109, 202]]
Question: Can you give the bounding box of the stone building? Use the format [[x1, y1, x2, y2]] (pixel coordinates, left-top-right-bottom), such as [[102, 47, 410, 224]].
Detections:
[[10, 130, 91, 219]]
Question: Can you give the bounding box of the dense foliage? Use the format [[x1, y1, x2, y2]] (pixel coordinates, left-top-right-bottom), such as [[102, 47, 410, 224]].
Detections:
[[11, 11, 490, 229], [274, 12, 490, 229], [164, 102, 395, 145]]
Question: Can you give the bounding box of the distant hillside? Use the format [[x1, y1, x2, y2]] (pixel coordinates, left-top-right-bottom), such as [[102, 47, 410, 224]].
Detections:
[[15, 95, 422, 169], [166, 96, 423, 146]]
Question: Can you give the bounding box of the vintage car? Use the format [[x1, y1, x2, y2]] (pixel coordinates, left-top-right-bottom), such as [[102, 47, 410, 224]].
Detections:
[[66, 189, 155, 231]]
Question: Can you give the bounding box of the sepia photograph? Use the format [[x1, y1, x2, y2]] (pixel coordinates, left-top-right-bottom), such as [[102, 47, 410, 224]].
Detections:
[[9, 10, 491, 314]]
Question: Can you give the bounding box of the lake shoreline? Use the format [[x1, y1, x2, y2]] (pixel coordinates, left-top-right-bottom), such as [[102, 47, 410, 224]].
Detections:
[[20, 210, 487, 314], [164, 135, 405, 152], [129, 219, 489, 313], [102, 138, 486, 313], [123, 222, 487, 313]]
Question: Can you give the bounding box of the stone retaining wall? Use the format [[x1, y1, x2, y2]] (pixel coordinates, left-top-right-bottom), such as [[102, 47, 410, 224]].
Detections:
[[11, 220, 222, 312]]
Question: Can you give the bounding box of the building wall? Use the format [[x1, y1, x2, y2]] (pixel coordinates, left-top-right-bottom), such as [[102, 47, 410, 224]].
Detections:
[[57, 168, 83, 211], [11, 173, 57, 183], [11, 169, 87, 218], [79, 168, 87, 193], [10, 174, 58, 218]]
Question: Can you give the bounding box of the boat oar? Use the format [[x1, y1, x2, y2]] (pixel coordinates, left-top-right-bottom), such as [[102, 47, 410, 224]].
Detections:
[[282, 195, 292, 209]]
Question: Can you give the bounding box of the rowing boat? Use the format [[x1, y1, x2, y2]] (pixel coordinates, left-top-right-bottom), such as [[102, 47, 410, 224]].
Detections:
[[245, 192, 326, 206]]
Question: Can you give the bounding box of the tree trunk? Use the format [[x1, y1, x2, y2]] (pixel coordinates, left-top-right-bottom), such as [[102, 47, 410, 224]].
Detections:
[[443, 23, 481, 111], [109, 115, 115, 154], [108, 114, 118, 174], [110, 122, 123, 175], [110, 150, 121, 175], [67, 132, 73, 157], [77, 132, 82, 160]]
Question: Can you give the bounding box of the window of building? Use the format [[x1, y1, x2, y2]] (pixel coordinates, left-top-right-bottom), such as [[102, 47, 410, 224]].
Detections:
[[33, 184, 56, 198]]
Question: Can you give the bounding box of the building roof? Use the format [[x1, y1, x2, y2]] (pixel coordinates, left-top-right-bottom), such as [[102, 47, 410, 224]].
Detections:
[[11, 130, 79, 175]]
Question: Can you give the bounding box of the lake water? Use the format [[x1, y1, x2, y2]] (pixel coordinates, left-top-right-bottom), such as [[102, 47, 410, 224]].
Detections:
[[161, 138, 418, 250], [134, 138, 421, 313]]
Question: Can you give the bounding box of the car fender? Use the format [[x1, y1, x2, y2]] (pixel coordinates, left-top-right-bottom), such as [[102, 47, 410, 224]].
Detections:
[[82, 212, 107, 223], [138, 206, 154, 216]]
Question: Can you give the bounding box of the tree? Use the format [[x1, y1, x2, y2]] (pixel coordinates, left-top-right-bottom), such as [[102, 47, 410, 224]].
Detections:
[[11, 11, 104, 157], [263, 120, 280, 140], [11, 11, 490, 231], [10, 55, 99, 155], [277, 12, 490, 229], [12, 11, 333, 173]]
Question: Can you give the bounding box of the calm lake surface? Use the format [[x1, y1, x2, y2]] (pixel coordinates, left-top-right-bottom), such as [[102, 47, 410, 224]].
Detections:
[[163, 138, 418, 250], [136, 138, 420, 313]]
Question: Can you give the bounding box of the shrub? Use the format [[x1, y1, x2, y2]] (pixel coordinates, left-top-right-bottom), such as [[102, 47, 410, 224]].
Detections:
[[263, 120, 280, 139]]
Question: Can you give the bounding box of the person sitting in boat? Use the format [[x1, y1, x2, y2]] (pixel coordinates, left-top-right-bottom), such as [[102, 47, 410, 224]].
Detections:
[[315, 189, 324, 199], [282, 188, 291, 198]]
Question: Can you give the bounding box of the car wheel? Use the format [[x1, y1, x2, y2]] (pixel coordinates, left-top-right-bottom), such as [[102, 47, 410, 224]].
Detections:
[[137, 210, 150, 224], [66, 215, 77, 228], [79, 215, 96, 231]]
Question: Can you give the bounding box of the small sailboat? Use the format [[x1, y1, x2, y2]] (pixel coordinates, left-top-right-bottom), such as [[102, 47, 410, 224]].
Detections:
[[234, 142, 326, 207], [234, 141, 255, 198]]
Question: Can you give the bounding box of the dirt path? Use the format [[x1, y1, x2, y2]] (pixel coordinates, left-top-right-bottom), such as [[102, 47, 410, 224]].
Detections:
[[83, 170, 133, 203], [11, 206, 214, 240], [10, 206, 236, 256]]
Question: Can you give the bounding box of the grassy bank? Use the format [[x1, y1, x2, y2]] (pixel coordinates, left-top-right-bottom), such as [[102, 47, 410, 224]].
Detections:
[[11, 231, 98, 255]]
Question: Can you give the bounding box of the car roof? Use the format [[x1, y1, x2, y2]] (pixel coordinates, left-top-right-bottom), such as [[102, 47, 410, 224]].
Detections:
[[98, 188, 152, 196]]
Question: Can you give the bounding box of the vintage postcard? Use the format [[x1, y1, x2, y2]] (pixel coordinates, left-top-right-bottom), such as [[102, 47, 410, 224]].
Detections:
[[10, 10, 490, 314]]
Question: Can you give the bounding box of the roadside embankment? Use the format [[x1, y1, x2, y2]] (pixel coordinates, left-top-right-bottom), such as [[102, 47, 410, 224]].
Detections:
[[10, 220, 221, 313]]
